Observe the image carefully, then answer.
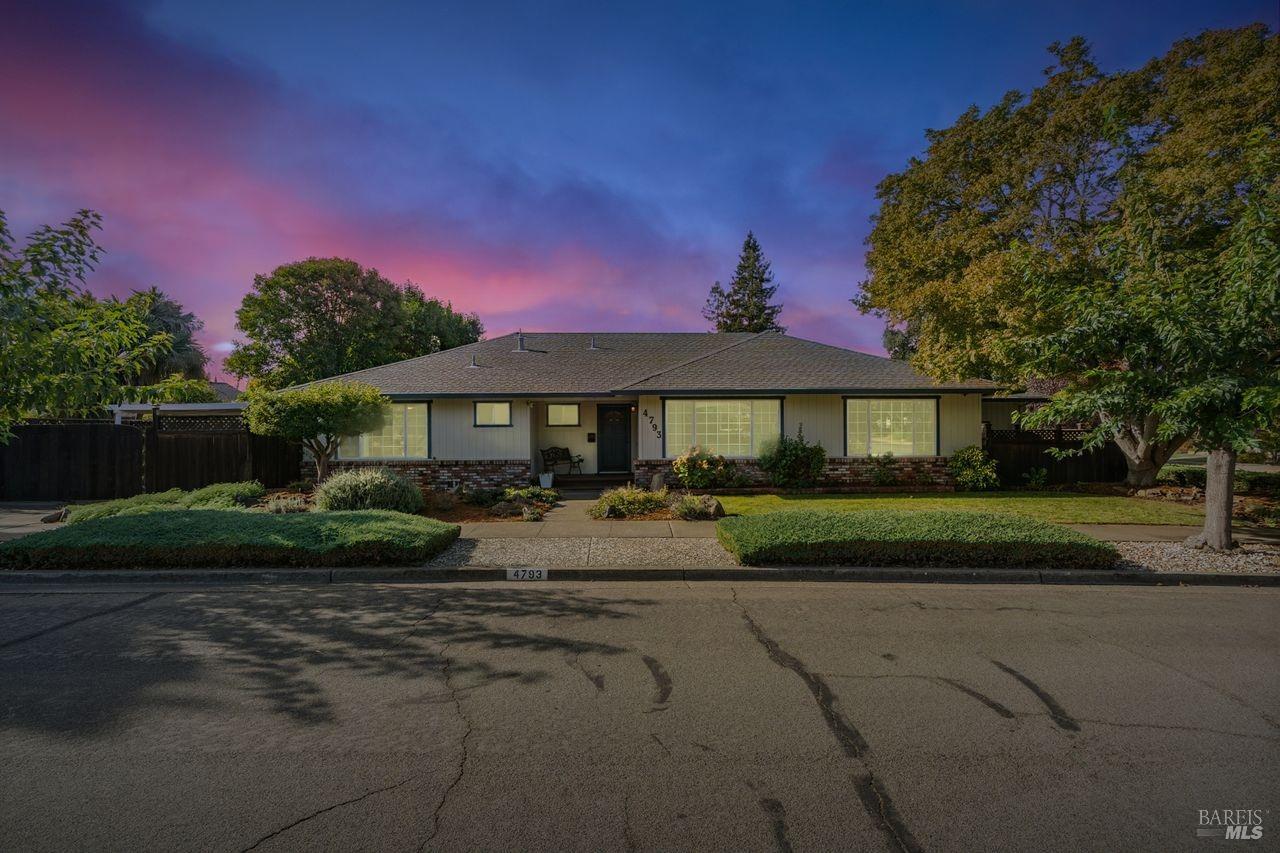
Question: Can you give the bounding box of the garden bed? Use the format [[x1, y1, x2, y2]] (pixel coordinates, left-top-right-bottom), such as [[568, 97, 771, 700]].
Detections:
[[0, 509, 460, 569], [716, 510, 1118, 569]]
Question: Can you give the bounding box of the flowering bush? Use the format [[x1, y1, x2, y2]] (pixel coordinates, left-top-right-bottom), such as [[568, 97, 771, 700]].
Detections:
[[756, 426, 826, 488], [671, 446, 739, 489]]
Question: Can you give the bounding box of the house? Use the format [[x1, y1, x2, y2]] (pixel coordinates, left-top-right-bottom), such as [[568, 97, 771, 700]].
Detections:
[[320, 331, 1000, 490]]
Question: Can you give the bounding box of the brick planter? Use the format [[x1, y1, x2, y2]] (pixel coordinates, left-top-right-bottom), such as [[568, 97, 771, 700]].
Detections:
[[633, 457, 953, 492], [329, 459, 531, 491]]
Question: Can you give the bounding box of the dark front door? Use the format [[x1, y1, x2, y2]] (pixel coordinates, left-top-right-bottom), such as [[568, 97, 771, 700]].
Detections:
[[597, 405, 632, 473]]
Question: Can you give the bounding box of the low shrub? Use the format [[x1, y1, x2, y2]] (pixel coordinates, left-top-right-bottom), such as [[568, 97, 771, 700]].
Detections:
[[870, 453, 898, 486], [756, 428, 826, 488], [1021, 468, 1049, 490], [521, 505, 545, 522], [504, 486, 560, 504], [314, 468, 424, 514], [488, 500, 525, 518], [671, 446, 739, 489], [67, 489, 187, 524], [949, 445, 1000, 491], [264, 496, 310, 514], [590, 485, 670, 518], [181, 481, 266, 509], [286, 479, 315, 493], [671, 492, 724, 520], [0, 509, 460, 569], [716, 509, 1117, 570], [459, 487, 504, 508]]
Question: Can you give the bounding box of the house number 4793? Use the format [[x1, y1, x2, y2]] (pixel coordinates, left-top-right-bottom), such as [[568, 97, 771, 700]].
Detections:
[[641, 408, 662, 438]]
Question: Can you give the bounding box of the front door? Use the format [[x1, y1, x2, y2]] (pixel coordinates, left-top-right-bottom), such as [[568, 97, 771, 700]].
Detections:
[[596, 405, 632, 473]]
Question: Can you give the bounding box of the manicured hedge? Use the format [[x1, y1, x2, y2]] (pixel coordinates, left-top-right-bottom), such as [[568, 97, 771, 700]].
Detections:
[[1157, 465, 1280, 495], [716, 510, 1117, 569], [0, 509, 460, 570]]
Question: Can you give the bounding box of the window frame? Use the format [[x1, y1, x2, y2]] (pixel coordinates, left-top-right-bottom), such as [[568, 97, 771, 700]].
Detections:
[[544, 402, 581, 428], [473, 400, 513, 428], [336, 401, 432, 460], [842, 395, 940, 458], [660, 396, 784, 459]]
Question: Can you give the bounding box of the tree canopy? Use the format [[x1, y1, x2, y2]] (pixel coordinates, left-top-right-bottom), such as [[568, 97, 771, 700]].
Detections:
[[227, 258, 483, 389], [704, 232, 785, 333], [857, 27, 1277, 383], [126, 286, 208, 383], [0, 210, 171, 439], [244, 381, 388, 480]]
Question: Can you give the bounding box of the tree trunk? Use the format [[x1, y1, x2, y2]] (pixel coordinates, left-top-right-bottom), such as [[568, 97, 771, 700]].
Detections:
[[1109, 415, 1183, 489], [1185, 447, 1236, 551], [315, 452, 330, 482], [1124, 457, 1160, 488]]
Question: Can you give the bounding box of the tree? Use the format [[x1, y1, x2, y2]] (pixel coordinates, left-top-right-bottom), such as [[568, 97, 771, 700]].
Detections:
[[393, 288, 484, 361], [128, 374, 220, 404], [1017, 134, 1278, 549], [244, 381, 388, 480], [126, 287, 208, 383], [856, 27, 1277, 485], [703, 232, 785, 332], [0, 209, 170, 439], [881, 323, 918, 360], [227, 258, 483, 388]]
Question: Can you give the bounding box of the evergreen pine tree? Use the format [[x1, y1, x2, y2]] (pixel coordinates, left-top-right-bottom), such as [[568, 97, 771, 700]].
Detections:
[[702, 231, 785, 332]]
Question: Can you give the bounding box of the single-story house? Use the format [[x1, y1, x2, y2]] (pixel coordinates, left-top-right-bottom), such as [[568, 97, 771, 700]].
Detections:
[[317, 331, 1000, 490]]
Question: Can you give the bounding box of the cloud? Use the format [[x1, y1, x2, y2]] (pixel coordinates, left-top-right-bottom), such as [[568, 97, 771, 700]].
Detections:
[[0, 0, 886, 366]]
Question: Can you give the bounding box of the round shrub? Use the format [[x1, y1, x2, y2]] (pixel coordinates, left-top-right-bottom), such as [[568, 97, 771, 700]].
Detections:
[[314, 467, 424, 514], [756, 427, 826, 488], [671, 446, 739, 489], [948, 445, 1000, 491], [671, 492, 725, 520]]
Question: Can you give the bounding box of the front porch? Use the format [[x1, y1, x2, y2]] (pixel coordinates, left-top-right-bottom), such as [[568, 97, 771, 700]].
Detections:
[[529, 398, 638, 480]]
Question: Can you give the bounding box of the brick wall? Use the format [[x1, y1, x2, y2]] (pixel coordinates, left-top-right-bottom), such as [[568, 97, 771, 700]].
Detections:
[[633, 457, 954, 491], [330, 459, 532, 491]]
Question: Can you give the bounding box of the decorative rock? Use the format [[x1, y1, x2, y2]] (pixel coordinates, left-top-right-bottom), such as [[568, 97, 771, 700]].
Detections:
[[41, 507, 69, 523]]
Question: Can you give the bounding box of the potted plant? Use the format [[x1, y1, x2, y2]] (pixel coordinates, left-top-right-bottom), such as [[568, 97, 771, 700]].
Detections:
[[539, 471, 555, 488]]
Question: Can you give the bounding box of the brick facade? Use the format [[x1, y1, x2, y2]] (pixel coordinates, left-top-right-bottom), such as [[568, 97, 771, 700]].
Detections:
[[330, 459, 532, 491], [633, 456, 954, 491]]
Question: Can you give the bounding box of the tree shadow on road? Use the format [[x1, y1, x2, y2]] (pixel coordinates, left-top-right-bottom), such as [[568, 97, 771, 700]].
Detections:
[[0, 585, 655, 735]]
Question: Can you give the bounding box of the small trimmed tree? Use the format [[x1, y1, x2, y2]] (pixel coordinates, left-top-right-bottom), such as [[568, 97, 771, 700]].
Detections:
[[245, 381, 389, 481]]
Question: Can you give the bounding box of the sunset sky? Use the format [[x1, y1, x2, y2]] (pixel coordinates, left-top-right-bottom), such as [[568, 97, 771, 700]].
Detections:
[[3, 1, 1274, 380]]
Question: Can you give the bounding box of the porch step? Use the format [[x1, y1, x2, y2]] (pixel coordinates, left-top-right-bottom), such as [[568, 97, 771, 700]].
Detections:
[[550, 473, 633, 497]]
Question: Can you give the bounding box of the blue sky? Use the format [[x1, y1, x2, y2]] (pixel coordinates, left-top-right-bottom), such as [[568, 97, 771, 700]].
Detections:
[[3, 1, 1274, 375]]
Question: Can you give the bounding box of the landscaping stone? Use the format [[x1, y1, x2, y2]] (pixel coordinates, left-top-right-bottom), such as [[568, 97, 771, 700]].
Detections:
[[1116, 542, 1279, 574]]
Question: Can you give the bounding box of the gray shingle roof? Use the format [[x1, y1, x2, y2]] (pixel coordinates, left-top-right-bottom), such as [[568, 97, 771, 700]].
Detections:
[[309, 332, 999, 396]]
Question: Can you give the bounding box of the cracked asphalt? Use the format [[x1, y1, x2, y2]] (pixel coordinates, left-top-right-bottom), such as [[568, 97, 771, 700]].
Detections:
[[1, 582, 1277, 852]]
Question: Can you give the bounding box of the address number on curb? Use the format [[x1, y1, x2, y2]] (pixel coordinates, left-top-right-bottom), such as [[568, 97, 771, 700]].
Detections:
[[507, 568, 547, 581]]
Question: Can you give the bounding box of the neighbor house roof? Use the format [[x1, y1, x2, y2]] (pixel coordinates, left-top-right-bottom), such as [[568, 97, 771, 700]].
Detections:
[[305, 332, 1000, 396]]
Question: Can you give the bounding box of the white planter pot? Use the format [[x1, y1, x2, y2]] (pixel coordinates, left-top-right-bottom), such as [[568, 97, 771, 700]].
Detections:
[[539, 472, 554, 488]]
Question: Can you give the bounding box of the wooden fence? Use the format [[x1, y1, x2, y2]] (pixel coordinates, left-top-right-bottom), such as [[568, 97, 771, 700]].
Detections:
[[983, 428, 1128, 486], [0, 419, 301, 501]]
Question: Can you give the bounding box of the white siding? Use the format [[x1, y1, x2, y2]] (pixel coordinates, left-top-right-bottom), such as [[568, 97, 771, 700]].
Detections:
[[938, 393, 982, 454], [430, 398, 531, 460], [638, 395, 663, 458]]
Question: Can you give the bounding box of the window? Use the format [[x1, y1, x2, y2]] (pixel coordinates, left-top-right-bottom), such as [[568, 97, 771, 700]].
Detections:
[[546, 403, 580, 427], [663, 399, 780, 457], [474, 401, 512, 427], [845, 398, 937, 456], [338, 404, 429, 459]]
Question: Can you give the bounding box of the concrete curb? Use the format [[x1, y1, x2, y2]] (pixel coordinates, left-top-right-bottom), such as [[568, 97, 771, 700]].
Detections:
[[1, 566, 1278, 586]]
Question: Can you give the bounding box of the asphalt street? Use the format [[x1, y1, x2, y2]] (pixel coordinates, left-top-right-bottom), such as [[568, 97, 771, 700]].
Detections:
[[1, 581, 1277, 852]]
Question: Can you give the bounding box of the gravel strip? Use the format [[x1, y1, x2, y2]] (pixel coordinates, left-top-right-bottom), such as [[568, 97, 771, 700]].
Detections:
[[1116, 542, 1280, 574], [427, 537, 734, 568]]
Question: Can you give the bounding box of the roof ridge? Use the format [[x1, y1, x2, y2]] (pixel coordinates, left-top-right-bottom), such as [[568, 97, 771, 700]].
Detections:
[[613, 331, 771, 391]]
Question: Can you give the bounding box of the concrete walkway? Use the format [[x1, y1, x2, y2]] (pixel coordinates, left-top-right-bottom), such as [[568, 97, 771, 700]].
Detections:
[[460, 498, 717, 539], [0, 504, 60, 542]]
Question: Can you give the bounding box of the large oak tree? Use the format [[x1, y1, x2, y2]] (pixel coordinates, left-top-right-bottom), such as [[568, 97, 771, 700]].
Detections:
[[856, 26, 1278, 488]]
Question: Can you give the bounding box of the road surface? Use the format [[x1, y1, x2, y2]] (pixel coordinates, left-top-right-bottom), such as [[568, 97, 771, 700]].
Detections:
[[2, 581, 1277, 852]]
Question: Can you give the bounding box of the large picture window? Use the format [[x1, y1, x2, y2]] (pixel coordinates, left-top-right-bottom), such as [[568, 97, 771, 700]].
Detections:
[[845, 398, 937, 456], [338, 403, 429, 459], [664, 399, 780, 458]]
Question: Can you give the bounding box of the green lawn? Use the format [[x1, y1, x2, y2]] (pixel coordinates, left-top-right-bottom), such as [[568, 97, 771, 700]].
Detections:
[[717, 492, 1204, 525]]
